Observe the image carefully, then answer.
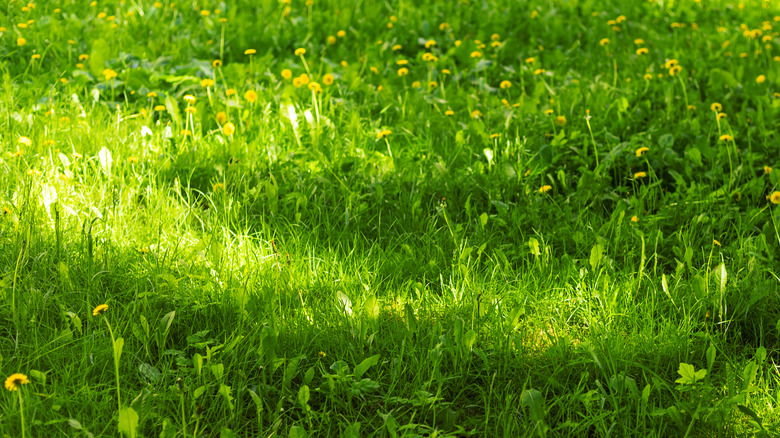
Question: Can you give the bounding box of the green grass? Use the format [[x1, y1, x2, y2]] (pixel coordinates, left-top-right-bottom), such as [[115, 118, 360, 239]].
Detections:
[[1, 0, 780, 436]]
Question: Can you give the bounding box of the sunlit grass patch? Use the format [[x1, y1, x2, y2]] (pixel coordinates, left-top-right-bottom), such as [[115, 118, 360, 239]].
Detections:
[[1, 0, 780, 436]]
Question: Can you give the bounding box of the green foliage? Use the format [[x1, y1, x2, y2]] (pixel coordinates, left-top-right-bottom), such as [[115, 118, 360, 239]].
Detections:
[[1, 0, 780, 437]]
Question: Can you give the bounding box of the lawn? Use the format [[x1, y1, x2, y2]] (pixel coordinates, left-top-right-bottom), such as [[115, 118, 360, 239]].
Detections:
[[1, 0, 780, 436]]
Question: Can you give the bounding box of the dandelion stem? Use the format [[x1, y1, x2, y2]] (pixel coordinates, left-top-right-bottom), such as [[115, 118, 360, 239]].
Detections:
[[18, 390, 26, 438], [102, 315, 122, 412], [585, 113, 599, 169], [676, 75, 689, 116], [180, 391, 187, 437]]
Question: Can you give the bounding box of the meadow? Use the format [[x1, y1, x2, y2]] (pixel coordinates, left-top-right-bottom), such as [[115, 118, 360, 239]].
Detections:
[[1, 0, 780, 436]]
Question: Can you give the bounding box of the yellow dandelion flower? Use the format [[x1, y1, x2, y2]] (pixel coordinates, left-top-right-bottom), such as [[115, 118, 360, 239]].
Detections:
[[544, 109, 554, 116], [295, 48, 306, 56], [293, 77, 304, 87], [5, 374, 29, 391], [222, 122, 235, 136], [636, 48, 648, 55], [327, 35, 336, 45], [244, 49, 256, 55], [281, 69, 293, 80], [539, 185, 552, 194], [756, 74, 766, 84], [425, 40, 436, 49], [245, 90, 258, 102], [556, 116, 567, 126], [634, 38, 645, 45], [635, 147, 649, 157], [490, 133, 500, 139], [664, 59, 679, 69], [422, 53, 438, 62], [396, 59, 409, 65], [397, 67, 409, 76], [525, 57, 536, 64], [428, 81, 438, 89], [154, 105, 165, 111], [600, 38, 610, 46], [445, 110, 454, 116], [323, 73, 335, 85], [92, 304, 109, 316], [643, 73, 653, 81], [455, 40, 462, 47], [376, 129, 392, 139], [337, 30, 346, 38], [500, 80, 512, 89], [634, 171, 647, 179], [200, 78, 215, 87], [213, 183, 225, 191], [770, 191, 780, 204], [719, 134, 733, 141], [442, 69, 451, 75], [717, 112, 727, 120], [471, 110, 483, 118], [212, 60, 222, 68], [103, 69, 118, 80], [710, 103, 722, 112], [18, 137, 32, 146], [127, 156, 138, 164], [764, 166, 772, 175], [668, 65, 682, 76], [184, 107, 196, 114], [630, 215, 639, 223], [183, 95, 196, 104], [392, 44, 402, 51], [370, 66, 379, 74], [308, 82, 322, 93], [470, 51, 482, 58], [411, 80, 421, 88]]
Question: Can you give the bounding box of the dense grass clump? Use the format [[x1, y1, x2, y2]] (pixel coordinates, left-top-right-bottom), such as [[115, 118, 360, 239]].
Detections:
[[1, 0, 780, 436]]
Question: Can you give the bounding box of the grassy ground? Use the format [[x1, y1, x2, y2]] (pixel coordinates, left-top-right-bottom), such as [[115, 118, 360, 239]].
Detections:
[[1, 0, 780, 436]]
